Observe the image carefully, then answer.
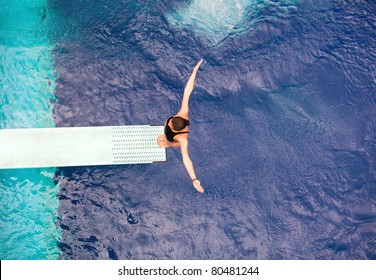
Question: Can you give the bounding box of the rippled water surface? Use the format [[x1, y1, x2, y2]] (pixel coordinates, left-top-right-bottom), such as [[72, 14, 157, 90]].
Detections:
[[1, 0, 61, 259], [1, 0, 375, 259]]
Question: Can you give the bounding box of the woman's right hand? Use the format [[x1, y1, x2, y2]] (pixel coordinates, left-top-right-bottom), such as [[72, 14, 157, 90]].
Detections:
[[193, 179, 204, 193]]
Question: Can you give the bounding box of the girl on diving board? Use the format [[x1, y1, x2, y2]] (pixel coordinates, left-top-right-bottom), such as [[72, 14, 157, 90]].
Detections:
[[157, 59, 204, 193]]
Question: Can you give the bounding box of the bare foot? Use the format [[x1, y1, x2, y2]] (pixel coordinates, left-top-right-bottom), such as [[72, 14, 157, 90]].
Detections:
[[157, 135, 168, 148], [157, 134, 181, 148]]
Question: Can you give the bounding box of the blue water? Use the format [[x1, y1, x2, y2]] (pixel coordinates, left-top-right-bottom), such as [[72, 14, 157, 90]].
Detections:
[[1, 0, 375, 259], [0, 0, 61, 259]]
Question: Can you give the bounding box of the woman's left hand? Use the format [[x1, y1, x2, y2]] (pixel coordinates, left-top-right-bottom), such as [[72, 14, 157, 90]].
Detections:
[[194, 59, 203, 71]]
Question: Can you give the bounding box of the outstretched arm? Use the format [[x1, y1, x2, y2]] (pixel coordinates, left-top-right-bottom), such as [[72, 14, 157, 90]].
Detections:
[[178, 137, 204, 193], [177, 59, 203, 118]]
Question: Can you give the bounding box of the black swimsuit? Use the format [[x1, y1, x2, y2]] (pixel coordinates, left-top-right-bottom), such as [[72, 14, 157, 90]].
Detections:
[[164, 116, 189, 143]]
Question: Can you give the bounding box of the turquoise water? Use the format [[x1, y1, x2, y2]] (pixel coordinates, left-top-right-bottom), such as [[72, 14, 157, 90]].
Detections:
[[0, 0, 61, 259]]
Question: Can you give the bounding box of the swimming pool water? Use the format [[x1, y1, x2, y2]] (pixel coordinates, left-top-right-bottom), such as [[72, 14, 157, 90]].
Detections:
[[0, 0, 61, 259], [1, 0, 375, 259]]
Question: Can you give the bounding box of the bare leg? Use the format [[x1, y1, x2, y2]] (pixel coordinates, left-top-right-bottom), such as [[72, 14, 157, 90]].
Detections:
[[157, 135, 180, 148]]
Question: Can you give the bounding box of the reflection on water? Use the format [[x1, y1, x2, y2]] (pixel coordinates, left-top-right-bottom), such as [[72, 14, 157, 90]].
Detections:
[[167, 0, 300, 44]]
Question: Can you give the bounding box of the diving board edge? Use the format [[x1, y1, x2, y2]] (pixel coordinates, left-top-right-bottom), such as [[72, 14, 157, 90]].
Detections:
[[0, 125, 166, 169]]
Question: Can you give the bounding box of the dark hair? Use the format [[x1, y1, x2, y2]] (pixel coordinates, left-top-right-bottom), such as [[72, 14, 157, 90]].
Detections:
[[172, 117, 190, 131]]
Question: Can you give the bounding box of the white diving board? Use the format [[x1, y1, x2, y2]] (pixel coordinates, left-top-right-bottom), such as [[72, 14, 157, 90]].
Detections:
[[0, 126, 166, 169]]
